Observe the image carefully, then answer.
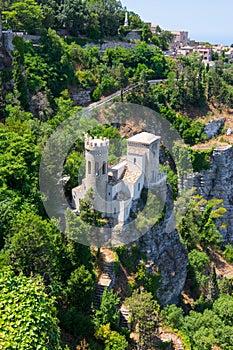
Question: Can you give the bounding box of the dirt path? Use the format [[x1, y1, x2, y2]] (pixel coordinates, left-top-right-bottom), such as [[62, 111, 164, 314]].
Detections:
[[158, 327, 185, 350], [209, 249, 233, 279]]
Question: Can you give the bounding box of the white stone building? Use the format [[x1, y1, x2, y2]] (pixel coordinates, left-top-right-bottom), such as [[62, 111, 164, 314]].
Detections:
[[72, 132, 166, 223]]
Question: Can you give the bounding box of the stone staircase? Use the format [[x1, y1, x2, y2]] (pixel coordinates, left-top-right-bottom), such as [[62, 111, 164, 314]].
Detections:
[[93, 249, 115, 309], [119, 305, 130, 328]]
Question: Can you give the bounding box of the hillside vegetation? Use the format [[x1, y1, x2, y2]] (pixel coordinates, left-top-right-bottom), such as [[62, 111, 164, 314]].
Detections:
[[0, 1, 233, 349]]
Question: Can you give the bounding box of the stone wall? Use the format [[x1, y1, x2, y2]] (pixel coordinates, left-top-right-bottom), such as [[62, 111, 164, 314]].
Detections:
[[3, 32, 14, 56], [193, 145, 233, 244]]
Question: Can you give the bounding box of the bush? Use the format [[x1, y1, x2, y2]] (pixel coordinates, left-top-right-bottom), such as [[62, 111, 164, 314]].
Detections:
[[60, 307, 94, 337], [223, 244, 233, 263], [161, 304, 184, 329], [92, 86, 102, 101]]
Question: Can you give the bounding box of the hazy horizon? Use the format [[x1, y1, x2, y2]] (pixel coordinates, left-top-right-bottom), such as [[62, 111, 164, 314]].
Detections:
[[121, 0, 233, 46]]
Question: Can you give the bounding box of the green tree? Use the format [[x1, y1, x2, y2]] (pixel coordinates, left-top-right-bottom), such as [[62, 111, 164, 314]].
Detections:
[[206, 266, 220, 303], [0, 270, 62, 349], [95, 323, 128, 350], [188, 249, 210, 289], [161, 304, 184, 329], [125, 290, 159, 349], [178, 196, 224, 251], [6, 211, 67, 290], [3, 0, 44, 34], [65, 265, 96, 311], [213, 294, 233, 326], [158, 30, 173, 51], [12, 49, 28, 109], [142, 23, 152, 43], [86, 0, 123, 37], [93, 288, 120, 328], [58, 0, 88, 35]]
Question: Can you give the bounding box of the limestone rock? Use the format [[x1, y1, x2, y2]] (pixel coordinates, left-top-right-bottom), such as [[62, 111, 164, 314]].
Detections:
[[204, 118, 225, 139], [138, 186, 188, 306], [193, 145, 233, 244]]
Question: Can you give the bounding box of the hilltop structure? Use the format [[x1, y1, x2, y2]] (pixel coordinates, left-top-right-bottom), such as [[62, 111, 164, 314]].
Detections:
[[72, 132, 166, 223]]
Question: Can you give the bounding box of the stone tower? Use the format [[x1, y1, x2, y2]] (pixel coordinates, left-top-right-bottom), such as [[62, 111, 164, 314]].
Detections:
[[124, 11, 129, 27], [84, 134, 109, 214], [127, 132, 161, 187]]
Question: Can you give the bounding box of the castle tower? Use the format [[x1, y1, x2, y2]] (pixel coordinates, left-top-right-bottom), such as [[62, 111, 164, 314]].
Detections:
[[124, 11, 129, 27], [84, 134, 109, 214], [127, 132, 161, 187]]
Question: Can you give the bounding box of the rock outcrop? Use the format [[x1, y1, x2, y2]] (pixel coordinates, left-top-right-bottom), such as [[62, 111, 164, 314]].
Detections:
[[111, 185, 188, 306], [138, 186, 188, 306], [193, 145, 233, 244], [204, 118, 225, 139]]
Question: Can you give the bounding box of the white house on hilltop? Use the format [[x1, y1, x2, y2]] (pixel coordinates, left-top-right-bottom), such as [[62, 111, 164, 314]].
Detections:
[[72, 132, 167, 223]]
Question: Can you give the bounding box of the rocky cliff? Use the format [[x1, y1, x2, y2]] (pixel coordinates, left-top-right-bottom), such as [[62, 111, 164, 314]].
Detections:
[[138, 186, 188, 306], [112, 185, 188, 306], [193, 145, 233, 244]]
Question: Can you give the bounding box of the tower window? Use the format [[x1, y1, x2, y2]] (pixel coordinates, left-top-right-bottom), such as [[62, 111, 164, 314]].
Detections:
[[88, 161, 91, 174], [95, 162, 99, 176], [134, 158, 136, 164], [102, 161, 106, 175]]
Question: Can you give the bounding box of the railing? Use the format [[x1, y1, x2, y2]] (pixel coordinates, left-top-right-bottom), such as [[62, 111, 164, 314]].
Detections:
[[149, 171, 167, 187]]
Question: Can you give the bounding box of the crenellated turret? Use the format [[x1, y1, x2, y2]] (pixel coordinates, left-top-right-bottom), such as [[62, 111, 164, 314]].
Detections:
[[84, 134, 109, 214]]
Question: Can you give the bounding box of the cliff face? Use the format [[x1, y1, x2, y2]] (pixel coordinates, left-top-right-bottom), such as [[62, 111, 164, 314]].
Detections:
[[138, 186, 188, 306], [193, 145, 233, 244]]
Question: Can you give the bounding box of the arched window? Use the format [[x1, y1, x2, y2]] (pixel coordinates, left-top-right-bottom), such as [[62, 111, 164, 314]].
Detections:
[[138, 183, 141, 192], [102, 161, 106, 175], [95, 162, 99, 176], [134, 158, 136, 165], [88, 161, 91, 174]]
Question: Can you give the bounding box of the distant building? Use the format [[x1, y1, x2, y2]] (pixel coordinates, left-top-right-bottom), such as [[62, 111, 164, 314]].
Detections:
[[176, 45, 212, 62], [72, 132, 166, 223], [170, 30, 189, 47], [195, 46, 212, 61], [177, 45, 194, 56]]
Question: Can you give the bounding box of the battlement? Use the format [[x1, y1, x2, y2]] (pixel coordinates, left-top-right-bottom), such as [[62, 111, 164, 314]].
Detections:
[[85, 133, 109, 151]]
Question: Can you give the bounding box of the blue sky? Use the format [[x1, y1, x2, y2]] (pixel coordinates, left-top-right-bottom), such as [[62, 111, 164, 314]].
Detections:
[[121, 0, 233, 45]]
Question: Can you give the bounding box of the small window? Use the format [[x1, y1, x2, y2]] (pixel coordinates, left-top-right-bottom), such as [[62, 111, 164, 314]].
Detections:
[[138, 183, 141, 191], [88, 161, 91, 174], [102, 161, 106, 175], [108, 192, 111, 196], [95, 162, 99, 176], [114, 208, 116, 214], [134, 158, 136, 165]]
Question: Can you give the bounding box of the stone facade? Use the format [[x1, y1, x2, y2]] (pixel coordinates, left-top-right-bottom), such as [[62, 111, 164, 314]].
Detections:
[[72, 132, 167, 223]]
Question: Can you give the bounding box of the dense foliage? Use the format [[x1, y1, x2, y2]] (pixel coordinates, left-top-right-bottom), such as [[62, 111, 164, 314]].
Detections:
[[0, 2, 233, 349], [0, 270, 62, 349]]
